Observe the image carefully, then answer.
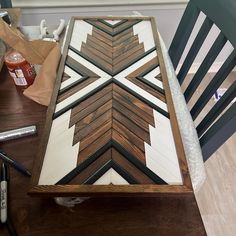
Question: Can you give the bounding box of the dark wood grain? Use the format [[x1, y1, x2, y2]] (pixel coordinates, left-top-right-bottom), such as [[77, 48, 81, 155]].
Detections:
[[0, 18, 206, 236]]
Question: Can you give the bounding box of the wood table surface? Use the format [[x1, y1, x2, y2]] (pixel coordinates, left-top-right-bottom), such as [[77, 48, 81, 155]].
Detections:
[[0, 66, 206, 235]]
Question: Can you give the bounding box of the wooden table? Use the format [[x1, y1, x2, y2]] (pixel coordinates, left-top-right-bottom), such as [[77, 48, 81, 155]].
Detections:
[[0, 18, 206, 235]]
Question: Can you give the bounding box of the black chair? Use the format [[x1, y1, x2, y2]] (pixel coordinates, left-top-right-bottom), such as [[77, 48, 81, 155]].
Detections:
[[0, 0, 12, 8], [169, 0, 236, 162]]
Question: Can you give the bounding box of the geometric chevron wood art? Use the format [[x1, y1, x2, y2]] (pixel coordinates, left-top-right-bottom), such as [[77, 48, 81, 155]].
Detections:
[[30, 17, 193, 196]]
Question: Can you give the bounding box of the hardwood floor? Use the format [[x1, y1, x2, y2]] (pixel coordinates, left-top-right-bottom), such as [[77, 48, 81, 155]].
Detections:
[[185, 71, 236, 236]]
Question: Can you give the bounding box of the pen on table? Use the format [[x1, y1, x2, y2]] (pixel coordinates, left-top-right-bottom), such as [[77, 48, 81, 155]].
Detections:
[[1, 162, 8, 224], [0, 150, 31, 177]]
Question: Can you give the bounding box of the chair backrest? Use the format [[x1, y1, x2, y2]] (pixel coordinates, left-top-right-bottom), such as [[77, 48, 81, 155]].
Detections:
[[0, 0, 12, 8], [169, 0, 236, 162]]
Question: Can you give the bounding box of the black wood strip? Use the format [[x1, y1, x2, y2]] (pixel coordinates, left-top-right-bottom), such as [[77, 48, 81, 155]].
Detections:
[[111, 140, 167, 184], [136, 76, 165, 95], [191, 50, 236, 120], [200, 103, 236, 162], [56, 141, 112, 184], [112, 20, 142, 36], [113, 47, 157, 76], [98, 19, 128, 29], [184, 32, 227, 102], [69, 46, 112, 76], [53, 78, 113, 119], [113, 79, 169, 118], [59, 76, 89, 95], [84, 19, 142, 37], [111, 160, 139, 184], [197, 80, 236, 137], [66, 56, 99, 78], [138, 64, 159, 77], [83, 160, 112, 184], [169, 1, 200, 69], [177, 17, 213, 85]]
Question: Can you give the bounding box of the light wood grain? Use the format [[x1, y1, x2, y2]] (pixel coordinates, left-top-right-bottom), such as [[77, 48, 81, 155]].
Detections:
[[185, 72, 236, 236]]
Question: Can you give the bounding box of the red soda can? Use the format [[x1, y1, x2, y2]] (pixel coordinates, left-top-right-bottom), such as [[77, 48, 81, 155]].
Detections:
[[4, 50, 36, 90]]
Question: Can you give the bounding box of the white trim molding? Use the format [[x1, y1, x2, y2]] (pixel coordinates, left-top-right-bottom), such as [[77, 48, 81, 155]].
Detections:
[[12, 0, 188, 8]]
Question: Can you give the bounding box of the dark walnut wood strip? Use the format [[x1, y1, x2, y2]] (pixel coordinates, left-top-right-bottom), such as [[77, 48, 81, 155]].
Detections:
[[57, 77, 98, 103], [71, 84, 112, 117], [73, 100, 112, 131], [87, 34, 113, 54], [93, 27, 113, 42], [113, 90, 155, 126], [112, 148, 155, 184], [86, 35, 113, 58], [69, 149, 111, 184], [112, 31, 137, 49], [78, 129, 112, 164], [113, 19, 142, 35], [126, 77, 166, 103], [112, 118, 145, 153], [113, 37, 139, 59], [87, 20, 114, 36], [81, 42, 112, 64], [112, 109, 150, 144], [113, 43, 145, 66], [113, 84, 154, 117], [113, 99, 150, 133], [74, 109, 112, 143], [126, 57, 159, 77], [113, 27, 133, 42], [112, 129, 146, 164], [79, 120, 112, 152], [113, 47, 145, 74], [80, 46, 113, 73], [66, 55, 100, 77], [70, 91, 112, 127]]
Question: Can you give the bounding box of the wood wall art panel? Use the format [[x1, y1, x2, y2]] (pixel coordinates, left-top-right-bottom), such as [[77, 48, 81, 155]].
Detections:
[[30, 17, 192, 196]]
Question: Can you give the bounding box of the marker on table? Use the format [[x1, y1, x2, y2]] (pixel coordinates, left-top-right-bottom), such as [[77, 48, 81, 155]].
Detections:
[[0, 150, 31, 177], [1, 162, 8, 223]]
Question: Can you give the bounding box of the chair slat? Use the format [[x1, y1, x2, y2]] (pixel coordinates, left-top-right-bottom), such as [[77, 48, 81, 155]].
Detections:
[[0, 0, 12, 8], [177, 17, 213, 85], [191, 50, 236, 120], [184, 32, 227, 102], [169, 1, 200, 69], [197, 80, 236, 137], [200, 102, 236, 162]]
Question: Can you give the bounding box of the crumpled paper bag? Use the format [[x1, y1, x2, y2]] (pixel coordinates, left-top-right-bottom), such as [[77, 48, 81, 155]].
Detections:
[[0, 18, 61, 106]]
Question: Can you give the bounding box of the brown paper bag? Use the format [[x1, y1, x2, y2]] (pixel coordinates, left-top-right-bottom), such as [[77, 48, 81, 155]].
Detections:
[[0, 18, 61, 106]]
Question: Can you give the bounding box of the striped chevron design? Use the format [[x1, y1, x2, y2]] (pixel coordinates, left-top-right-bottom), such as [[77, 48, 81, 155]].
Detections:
[[38, 18, 183, 186]]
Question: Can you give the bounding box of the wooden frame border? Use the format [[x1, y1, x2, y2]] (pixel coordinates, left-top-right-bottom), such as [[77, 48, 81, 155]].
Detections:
[[29, 16, 193, 197]]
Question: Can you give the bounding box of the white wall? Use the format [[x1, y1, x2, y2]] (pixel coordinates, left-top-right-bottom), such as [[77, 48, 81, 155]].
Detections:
[[19, 3, 234, 73]]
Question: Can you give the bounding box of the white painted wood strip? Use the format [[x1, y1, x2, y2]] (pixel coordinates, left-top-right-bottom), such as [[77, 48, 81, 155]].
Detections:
[[145, 143, 183, 184], [60, 77, 83, 91], [93, 168, 129, 185], [114, 77, 168, 112], [111, 169, 129, 185], [70, 20, 93, 51], [39, 110, 79, 185], [64, 65, 83, 78], [55, 77, 110, 113], [143, 67, 163, 89], [133, 21, 155, 52], [151, 110, 179, 166], [115, 50, 157, 78], [104, 20, 121, 25], [60, 66, 83, 90], [93, 169, 111, 185], [68, 49, 111, 78]]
